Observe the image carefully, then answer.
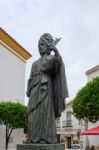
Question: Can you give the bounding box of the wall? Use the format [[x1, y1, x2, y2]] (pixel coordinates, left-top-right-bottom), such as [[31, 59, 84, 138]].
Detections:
[[0, 125, 24, 150], [0, 43, 25, 103], [87, 69, 99, 81], [0, 125, 5, 150]]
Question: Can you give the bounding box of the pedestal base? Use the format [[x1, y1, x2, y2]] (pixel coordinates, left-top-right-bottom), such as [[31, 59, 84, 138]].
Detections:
[[17, 144, 65, 150]]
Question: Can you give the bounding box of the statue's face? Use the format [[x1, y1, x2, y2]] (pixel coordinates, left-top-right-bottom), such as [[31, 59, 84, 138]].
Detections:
[[39, 41, 47, 55]]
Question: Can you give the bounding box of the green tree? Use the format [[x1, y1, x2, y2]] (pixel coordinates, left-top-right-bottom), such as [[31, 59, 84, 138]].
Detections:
[[0, 102, 27, 150], [73, 77, 99, 123]]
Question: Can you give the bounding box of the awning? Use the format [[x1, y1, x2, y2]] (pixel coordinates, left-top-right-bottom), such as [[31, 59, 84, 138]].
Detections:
[[81, 126, 99, 135]]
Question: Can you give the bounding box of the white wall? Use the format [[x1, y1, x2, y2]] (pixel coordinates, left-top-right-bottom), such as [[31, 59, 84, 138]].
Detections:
[[8, 128, 25, 150], [0, 125, 24, 150], [60, 104, 80, 129], [0, 125, 5, 150], [0, 43, 26, 103], [87, 66, 99, 81]]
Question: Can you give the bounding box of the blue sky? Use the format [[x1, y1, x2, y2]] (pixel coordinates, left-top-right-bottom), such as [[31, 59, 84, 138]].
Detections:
[[0, 0, 99, 103]]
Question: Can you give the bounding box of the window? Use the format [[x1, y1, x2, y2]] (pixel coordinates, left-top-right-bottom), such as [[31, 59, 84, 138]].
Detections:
[[66, 111, 72, 127], [56, 118, 61, 128]]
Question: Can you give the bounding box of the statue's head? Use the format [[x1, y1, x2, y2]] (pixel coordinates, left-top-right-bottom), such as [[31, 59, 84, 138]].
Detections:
[[38, 33, 53, 55]]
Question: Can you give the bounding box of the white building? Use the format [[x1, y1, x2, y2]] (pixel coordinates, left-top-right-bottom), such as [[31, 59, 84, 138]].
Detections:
[[86, 65, 99, 82], [56, 100, 82, 149], [0, 28, 32, 103], [0, 28, 32, 150]]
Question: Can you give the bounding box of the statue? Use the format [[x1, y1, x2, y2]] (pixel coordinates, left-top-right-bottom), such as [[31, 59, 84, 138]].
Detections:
[[26, 33, 68, 144]]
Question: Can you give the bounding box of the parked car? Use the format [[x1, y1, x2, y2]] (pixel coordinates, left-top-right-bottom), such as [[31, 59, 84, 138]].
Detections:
[[71, 144, 80, 149]]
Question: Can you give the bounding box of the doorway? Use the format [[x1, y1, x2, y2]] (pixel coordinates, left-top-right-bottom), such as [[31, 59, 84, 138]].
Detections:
[[67, 137, 71, 148]]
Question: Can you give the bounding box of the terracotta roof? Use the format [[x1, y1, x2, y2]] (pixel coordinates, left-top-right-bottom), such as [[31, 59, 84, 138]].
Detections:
[[86, 65, 99, 75], [0, 28, 32, 61]]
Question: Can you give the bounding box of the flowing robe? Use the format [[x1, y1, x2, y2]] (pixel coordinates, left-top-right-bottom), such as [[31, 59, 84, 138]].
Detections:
[[27, 54, 68, 143]]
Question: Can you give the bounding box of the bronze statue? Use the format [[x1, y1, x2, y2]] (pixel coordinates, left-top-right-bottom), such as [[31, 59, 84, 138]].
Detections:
[[26, 33, 68, 144]]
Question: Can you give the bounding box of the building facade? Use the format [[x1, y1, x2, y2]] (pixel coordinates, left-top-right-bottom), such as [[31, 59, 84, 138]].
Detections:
[[0, 28, 31, 103], [56, 100, 82, 149], [0, 28, 31, 150], [86, 65, 99, 82]]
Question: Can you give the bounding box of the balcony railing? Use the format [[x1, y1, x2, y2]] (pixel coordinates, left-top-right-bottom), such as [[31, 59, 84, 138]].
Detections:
[[62, 120, 72, 127], [56, 121, 61, 128]]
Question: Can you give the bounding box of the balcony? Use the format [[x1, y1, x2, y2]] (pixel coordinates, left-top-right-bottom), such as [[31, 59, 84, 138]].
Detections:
[[56, 121, 61, 128], [62, 120, 72, 127]]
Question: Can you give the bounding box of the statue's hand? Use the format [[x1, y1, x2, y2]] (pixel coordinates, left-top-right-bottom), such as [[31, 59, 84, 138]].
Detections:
[[49, 45, 60, 56]]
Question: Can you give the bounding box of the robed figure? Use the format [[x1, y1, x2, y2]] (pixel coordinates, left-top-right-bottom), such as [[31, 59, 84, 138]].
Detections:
[[26, 33, 68, 144]]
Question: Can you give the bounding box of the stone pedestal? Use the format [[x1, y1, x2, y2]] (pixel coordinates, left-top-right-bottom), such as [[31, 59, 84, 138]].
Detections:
[[17, 144, 65, 150]]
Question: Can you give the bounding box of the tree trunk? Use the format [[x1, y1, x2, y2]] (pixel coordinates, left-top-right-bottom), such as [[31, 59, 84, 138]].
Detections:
[[5, 125, 13, 150], [85, 119, 89, 149], [6, 136, 9, 150], [5, 125, 8, 150]]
